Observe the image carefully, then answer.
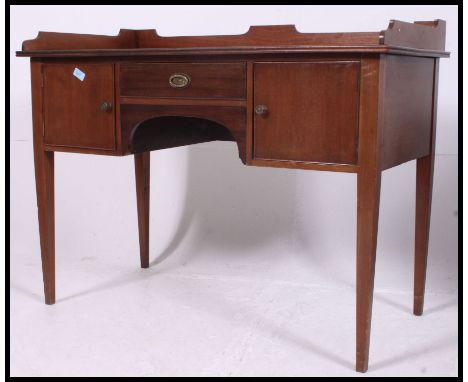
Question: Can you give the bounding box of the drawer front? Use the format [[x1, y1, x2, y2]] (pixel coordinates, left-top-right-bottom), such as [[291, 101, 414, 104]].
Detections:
[[120, 63, 246, 99], [253, 61, 360, 165], [43, 63, 115, 150]]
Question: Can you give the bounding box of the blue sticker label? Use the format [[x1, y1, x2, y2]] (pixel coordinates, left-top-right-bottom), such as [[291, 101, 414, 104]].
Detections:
[[73, 67, 85, 81]]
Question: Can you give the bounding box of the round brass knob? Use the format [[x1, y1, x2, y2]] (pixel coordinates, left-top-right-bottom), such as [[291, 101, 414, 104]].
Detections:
[[255, 105, 268, 115], [100, 102, 112, 112]]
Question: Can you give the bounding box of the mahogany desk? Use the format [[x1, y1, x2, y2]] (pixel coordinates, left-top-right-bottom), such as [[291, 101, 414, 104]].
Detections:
[[17, 20, 449, 372]]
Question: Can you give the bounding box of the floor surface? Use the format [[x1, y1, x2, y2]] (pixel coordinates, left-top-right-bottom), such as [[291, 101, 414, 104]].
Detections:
[[10, 246, 458, 377], [10, 142, 458, 377]]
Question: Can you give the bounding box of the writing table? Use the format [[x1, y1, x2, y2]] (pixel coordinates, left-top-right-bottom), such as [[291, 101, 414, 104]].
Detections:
[[17, 19, 449, 372]]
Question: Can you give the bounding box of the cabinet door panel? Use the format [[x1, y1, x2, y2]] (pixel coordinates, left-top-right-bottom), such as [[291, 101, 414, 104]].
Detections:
[[253, 61, 359, 164], [43, 63, 115, 150]]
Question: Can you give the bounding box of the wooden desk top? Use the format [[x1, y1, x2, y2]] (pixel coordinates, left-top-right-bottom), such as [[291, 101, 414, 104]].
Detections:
[[17, 19, 449, 58]]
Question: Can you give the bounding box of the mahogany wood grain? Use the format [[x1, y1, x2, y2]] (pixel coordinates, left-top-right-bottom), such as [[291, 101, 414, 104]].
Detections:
[[115, 62, 123, 153], [31, 60, 56, 305], [17, 22, 449, 58], [245, 61, 254, 164], [379, 55, 434, 170], [135, 152, 150, 269], [22, 29, 138, 51], [120, 97, 246, 108], [43, 63, 116, 150], [16, 46, 449, 58], [137, 25, 380, 48], [380, 19, 446, 51], [120, 62, 246, 99], [43, 144, 123, 156], [414, 156, 434, 316], [22, 53, 364, 64], [355, 56, 383, 373], [253, 61, 360, 165], [249, 159, 357, 173], [414, 58, 439, 316]]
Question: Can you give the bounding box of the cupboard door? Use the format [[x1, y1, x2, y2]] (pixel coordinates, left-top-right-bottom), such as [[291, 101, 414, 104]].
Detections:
[[43, 63, 115, 150], [253, 61, 360, 165]]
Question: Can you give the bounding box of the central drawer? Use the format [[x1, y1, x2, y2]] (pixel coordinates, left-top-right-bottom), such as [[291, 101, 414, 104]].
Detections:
[[120, 62, 247, 99]]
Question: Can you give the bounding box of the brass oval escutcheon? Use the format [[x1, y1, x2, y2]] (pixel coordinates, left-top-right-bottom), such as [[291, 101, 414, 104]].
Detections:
[[169, 73, 191, 88]]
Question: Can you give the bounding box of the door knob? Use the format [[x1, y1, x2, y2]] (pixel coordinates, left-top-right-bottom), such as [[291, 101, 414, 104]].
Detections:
[[255, 104, 268, 115], [100, 101, 112, 112]]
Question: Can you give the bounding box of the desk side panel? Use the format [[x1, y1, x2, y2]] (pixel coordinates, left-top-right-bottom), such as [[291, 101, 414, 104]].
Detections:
[[380, 20, 446, 52], [380, 55, 435, 170]]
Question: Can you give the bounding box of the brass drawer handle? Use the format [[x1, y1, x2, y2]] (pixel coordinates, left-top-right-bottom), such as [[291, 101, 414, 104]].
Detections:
[[255, 104, 268, 115], [100, 101, 112, 112], [169, 73, 191, 88]]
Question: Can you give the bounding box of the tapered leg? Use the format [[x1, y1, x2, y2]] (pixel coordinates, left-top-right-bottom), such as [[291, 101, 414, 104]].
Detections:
[[134, 152, 150, 268], [413, 155, 435, 316], [30, 60, 55, 305], [356, 169, 381, 372], [33, 148, 55, 305]]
